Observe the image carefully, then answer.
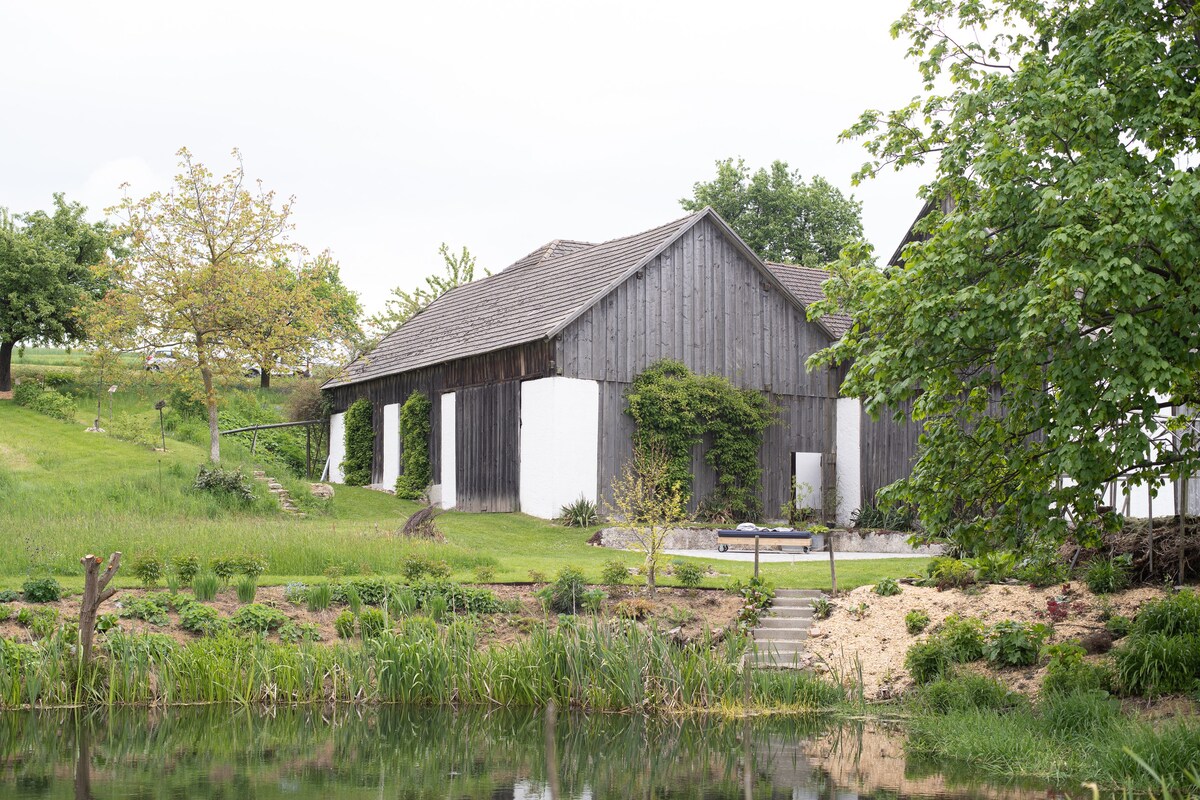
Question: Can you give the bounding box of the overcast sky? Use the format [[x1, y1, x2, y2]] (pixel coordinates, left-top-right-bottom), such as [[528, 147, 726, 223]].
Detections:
[[3, 1, 933, 314]]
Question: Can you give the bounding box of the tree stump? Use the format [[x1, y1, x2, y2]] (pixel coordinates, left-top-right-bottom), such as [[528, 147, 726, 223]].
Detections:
[[79, 552, 122, 669]]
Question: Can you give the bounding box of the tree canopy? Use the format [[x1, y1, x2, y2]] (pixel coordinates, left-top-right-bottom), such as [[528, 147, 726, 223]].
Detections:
[[366, 244, 485, 342], [681, 158, 863, 266], [0, 194, 114, 392], [811, 0, 1200, 554]]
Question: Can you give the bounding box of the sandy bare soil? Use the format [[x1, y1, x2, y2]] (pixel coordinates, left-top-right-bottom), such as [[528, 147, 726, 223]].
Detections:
[[803, 580, 1175, 700]]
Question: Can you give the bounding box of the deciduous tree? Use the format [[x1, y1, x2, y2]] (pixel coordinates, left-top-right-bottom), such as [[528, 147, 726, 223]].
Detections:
[[812, 0, 1200, 553], [607, 445, 688, 595], [681, 159, 863, 265], [366, 244, 484, 341]]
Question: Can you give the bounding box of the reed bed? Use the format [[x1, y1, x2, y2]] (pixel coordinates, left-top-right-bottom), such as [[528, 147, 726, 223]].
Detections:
[[0, 620, 842, 713]]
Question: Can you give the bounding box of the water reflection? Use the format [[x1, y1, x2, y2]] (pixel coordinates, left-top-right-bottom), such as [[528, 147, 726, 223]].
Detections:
[[0, 705, 1059, 799]]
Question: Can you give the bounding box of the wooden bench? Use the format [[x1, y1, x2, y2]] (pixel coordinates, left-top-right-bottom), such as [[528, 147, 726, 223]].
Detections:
[[715, 530, 812, 553]]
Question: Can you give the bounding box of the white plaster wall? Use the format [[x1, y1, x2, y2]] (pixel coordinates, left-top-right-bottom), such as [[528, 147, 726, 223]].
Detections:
[[328, 412, 346, 484], [381, 403, 401, 489], [793, 452, 823, 510], [439, 392, 457, 510], [836, 397, 862, 526], [519, 377, 600, 519]]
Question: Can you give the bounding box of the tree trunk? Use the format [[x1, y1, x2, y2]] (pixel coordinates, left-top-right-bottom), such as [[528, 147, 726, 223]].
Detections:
[[260, 368, 271, 389], [0, 340, 14, 393], [79, 552, 122, 670], [201, 364, 220, 463]]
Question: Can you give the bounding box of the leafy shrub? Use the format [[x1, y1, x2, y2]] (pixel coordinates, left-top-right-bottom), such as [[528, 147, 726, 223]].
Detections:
[[409, 581, 502, 615], [614, 598, 654, 621], [307, 583, 332, 611], [341, 398, 374, 486], [906, 638, 952, 684], [905, 608, 931, 634], [873, 577, 902, 596], [1113, 632, 1200, 697], [131, 554, 165, 587], [1039, 690, 1120, 737], [581, 589, 606, 613], [280, 622, 322, 644], [172, 555, 200, 584], [12, 380, 44, 407], [851, 501, 916, 531], [26, 388, 77, 421], [601, 560, 629, 589], [969, 550, 1017, 584], [528, 570, 547, 583], [237, 553, 268, 578], [812, 596, 833, 620], [212, 557, 241, 583], [334, 610, 356, 639], [346, 577, 391, 606], [940, 615, 986, 662], [230, 604, 287, 634], [236, 576, 258, 604], [192, 571, 219, 601], [473, 566, 495, 583], [983, 620, 1049, 667], [0, 589, 18, 602], [672, 560, 704, 589], [179, 603, 222, 635], [0, 604, 10, 622], [1016, 551, 1069, 587], [923, 558, 975, 590], [559, 495, 599, 527], [359, 607, 387, 638], [1084, 555, 1132, 595], [395, 391, 432, 499], [547, 566, 588, 614], [1133, 589, 1200, 637], [193, 466, 255, 503], [912, 674, 1023, 714], [401, 555, 450, 583], [1106, 614, 1132, 639], [118, 596, 169, 625], [1043, 643, 1112, 696], [22, 577, 63, 603]]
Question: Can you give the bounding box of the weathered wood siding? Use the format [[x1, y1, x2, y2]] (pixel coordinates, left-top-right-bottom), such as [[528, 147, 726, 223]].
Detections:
[[325, 341, 553, 487], [563, 218, 841, 516], [455, 382, 521, 512], [859, 403, 922, 505]]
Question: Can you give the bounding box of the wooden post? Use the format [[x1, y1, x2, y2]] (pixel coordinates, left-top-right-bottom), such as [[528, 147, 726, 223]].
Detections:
[[250, 428, 258, 455], [828, 533, 838, 596], [1148, 489, 1154, 578], [305, 425, 312, 479], [1180, 478, 1188, 585], [753, 535, 760, 580], [78, 552, 122, 669]]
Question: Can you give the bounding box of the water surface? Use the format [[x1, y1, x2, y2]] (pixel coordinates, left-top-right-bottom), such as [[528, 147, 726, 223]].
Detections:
[[0, 706, 1062, 799]]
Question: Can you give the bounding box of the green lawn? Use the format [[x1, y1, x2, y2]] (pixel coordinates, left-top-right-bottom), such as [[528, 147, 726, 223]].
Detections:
[[1, 371, 926, 592]]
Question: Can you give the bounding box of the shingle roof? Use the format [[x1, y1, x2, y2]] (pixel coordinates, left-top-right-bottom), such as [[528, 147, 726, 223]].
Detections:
[[325, 213, 704, 387], [763, 261, 853, 339]]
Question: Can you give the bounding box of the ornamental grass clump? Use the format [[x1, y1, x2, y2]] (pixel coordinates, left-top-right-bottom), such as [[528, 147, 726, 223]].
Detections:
[[306, 582, 332, 612], [192, 571, 219, 602]]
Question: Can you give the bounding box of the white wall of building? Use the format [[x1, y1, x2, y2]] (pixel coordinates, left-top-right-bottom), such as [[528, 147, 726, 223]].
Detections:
[[835, 397, 862, 526], [328, 412, 346, 483], [439, 392, 457, 510], [381, 402, 401, 489], [793, 452, 823, 511], [519, 377, 600, 519]]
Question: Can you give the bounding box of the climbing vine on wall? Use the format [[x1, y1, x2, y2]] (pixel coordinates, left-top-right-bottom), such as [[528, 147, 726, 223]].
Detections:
[[625, 360, 774, 521], [396, 390, 432, 500], [342, 398, 374, 486]]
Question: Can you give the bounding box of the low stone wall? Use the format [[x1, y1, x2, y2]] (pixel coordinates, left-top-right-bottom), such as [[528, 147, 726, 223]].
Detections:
[[599, 527, 718, 550], [829, 530, 944, 556]]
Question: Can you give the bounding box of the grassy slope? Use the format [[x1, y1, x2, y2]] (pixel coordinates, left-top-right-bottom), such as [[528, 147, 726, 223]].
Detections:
[[2, 351, 926, 591]]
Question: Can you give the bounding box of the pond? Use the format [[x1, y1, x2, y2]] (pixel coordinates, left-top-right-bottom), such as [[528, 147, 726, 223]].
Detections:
[[0, 706, 1063, 799]]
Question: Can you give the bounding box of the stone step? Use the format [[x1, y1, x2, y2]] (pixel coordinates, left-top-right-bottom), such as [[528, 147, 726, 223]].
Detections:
[[774, 589, 824, 599], [752, 628, 809, 642], [759, 615, 813, 628]]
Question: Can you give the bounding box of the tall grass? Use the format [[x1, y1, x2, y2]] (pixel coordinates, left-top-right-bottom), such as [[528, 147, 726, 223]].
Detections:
[[0, 621, 842, 713]]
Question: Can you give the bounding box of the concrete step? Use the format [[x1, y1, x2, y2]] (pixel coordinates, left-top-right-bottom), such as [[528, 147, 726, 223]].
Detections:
[[774, 589, 824, 599], [770, 603, 816, 615], [753, 629, 809, 643], [759, 615, 813, 628]]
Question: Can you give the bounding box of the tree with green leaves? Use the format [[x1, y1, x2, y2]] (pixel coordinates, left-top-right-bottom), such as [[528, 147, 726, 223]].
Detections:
[[0, 194, 114, 392], [811, 0, 1200, 554], [681, 159, 863, 266], [366, 244, 485, 341]]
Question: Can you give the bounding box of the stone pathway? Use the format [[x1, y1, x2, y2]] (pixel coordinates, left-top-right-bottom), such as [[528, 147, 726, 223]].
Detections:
[[252, 470, 305, 517], [750, 588, 822, 668]]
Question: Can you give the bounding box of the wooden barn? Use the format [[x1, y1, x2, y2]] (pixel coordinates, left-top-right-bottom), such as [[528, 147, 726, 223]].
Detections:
[[323, 207, 905, 522]]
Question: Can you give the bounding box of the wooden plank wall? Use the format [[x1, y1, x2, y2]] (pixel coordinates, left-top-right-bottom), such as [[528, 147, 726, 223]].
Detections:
[[455, 382, 521, 512], [859, 403, 922, 505], [556, 217, 831, 396], [325, 341, 553, 487]]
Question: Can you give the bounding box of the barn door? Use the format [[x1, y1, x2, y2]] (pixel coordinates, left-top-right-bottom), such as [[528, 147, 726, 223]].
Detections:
[[455, 383, 521, 512]]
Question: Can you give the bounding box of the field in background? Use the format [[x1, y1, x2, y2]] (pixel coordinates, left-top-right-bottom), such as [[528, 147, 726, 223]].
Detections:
[[3, 348, 926, 591]]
